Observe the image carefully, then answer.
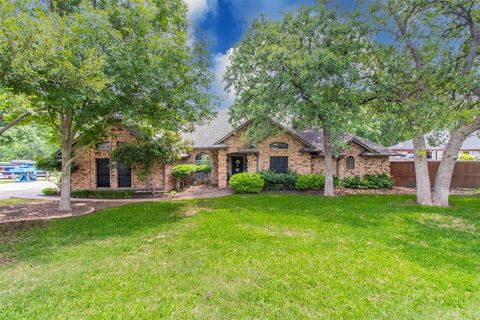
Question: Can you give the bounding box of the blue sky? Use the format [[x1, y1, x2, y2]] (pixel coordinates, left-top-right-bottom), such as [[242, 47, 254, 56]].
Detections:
[[186, 0, 357, 109]]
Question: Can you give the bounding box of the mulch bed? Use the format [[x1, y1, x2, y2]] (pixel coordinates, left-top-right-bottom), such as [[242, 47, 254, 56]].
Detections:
[[0, 201, 97, 224]]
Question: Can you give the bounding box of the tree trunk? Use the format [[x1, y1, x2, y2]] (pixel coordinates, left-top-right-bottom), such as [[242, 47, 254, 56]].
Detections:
[[58, 110, 74, 211], [412, 135, 432, 205], [323, 126, 335, 197], [433, 120, 480, 207]]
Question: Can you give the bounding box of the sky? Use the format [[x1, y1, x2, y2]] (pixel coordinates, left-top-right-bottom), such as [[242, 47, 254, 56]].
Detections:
[[185, 0, 360, 109]]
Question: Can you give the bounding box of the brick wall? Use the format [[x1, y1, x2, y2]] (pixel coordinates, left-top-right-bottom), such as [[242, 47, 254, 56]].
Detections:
[[70, 125, 391, 191], [71, 125, 165, 191]]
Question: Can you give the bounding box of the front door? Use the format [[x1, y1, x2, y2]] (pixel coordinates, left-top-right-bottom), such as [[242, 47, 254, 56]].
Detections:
[[96, 158, 110, 188], [231, 156, 245, 176], [117, 163, 132, 188]]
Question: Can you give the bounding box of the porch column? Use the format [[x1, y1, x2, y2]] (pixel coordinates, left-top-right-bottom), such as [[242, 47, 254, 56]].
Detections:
[[218, 150, 228, 188], [247, 154, 258, 173]]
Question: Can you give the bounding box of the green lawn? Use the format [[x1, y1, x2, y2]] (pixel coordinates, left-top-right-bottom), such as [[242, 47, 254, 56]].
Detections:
[[1, 194, 479, 319]]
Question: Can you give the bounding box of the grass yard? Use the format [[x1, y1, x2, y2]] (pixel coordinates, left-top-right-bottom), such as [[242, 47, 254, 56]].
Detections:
[[1, 194, 479, 319]]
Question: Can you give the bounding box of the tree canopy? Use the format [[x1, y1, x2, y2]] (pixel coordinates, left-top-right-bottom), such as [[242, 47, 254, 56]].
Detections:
[[225, 4, 363, 196], [0, 0, 215, 209]]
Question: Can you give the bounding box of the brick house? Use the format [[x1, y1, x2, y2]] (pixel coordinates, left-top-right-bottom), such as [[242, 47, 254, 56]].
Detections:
[[71, 109, 397, 192]]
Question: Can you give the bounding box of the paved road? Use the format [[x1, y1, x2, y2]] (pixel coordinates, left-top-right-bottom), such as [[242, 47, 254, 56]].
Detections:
[[0, 181, 56, 199]]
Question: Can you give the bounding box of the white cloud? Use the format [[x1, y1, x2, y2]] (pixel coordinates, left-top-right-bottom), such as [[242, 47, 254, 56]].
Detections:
[[212, 48, 235, 108], [185, 0, 218, 26]]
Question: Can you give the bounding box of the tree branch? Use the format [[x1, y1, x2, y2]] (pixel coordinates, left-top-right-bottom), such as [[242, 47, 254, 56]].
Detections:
[[0, 106, 47, 136]]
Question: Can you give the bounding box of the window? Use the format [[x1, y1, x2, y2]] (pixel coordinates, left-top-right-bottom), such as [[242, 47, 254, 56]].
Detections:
[[96, 158, 110, 188], [346, 156, 355, 170], [195, 152, 210, 181], [269, 142, 288, 149], [270, 156, 288, 173], [195, 152, 211, 165], [117, 163, 131, 188], [96, 142, 110, 151]]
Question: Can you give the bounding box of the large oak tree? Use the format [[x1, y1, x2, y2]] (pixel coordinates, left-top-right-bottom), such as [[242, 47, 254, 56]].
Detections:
[[225, 4, 362, 196], [0, 0, 214, 210]]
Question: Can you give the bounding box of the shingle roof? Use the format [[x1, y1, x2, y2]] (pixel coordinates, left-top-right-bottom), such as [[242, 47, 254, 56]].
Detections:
[[390, 131, 480, 151], [183, 108, 396, 156]]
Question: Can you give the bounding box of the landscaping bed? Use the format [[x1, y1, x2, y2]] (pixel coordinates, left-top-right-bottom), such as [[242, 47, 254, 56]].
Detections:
[[0, 199, 124, 224]]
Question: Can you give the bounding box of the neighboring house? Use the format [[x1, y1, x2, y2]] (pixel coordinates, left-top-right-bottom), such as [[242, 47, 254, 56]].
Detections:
[[71, 109, 397, 192], [390, 131, 480, 160]]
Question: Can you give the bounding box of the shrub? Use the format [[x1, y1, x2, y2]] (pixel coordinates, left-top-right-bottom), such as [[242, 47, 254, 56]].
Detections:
[[459, 153, 476, 161], [195, 164, 212, 174], [95, 189, 135, 199], [71, 190, 96, 198], [260, 171, 297, 191], [41, 187, 59, 196], [70, 189, 135, 199], [363, 173, 394, 189], [341, 175, 365, 189], [172, 164, 198, 178], [295, 174, 325, 190], [172, 164, 211, 178], [229, 173, 264, 193], [341, 173, 394, 189]]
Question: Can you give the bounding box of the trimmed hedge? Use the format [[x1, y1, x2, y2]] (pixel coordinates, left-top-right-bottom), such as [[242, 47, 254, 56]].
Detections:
[[229, 173, 264, 193], [172, 164, 211, 178], [341, 173, 394, 189], [260, 171, 297, 191], [41, 187, 59, 196], [71, 189, 135, 199], [295, 174, 325, 190]]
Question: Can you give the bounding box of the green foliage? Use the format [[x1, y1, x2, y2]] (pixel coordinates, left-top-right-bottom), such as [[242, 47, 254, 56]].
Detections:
[[41, 187, 59, 196], [35, 155, 61, 172], [459, 153, 476, 161], [112, 133, 188, 180], [0, 0, 215, 208], [71, 189, 135, 199], [260, 171, 298, 191], [195, 164, 212, 174], [295, 174, 325, 191], [229, 173, 264, 193], [341, 175, 365, 189], [224, 3, 363, 195], [35, 154, 78, 173], [0, 124, 57, 161], [172, 164, 198, 179], [341, 173, 394, 189], [172, 163, 211, 179]]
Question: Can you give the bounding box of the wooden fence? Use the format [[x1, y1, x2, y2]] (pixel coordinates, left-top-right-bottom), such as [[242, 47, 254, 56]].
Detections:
[[390, 160, 480, 188]]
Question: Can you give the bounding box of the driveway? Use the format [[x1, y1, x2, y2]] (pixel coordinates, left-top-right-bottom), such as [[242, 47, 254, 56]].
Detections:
[[0, 181, 56, 199]]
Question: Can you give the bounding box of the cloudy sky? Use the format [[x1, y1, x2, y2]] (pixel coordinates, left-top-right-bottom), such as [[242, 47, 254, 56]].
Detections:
[[185, 0, 316, 109]]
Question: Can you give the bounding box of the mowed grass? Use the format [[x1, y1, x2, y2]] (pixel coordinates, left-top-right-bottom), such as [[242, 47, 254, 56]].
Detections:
[[1, 194, 479, 319]]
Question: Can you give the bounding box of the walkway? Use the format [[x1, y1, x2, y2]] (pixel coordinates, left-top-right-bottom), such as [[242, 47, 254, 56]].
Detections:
[[0, 181, 56, 199]]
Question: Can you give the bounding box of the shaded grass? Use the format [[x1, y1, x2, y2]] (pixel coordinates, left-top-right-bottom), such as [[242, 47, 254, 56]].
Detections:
[[0, 194, 479, 319], [0, 198, 43, 205]]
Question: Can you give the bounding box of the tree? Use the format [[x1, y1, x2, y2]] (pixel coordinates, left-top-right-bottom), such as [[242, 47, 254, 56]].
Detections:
[[430, 0, 480, 206], [112, 131, 189, 194], [355, 0, 479, 206], [0, 124, 57, 161], [224, 4, 362, 196], [0, 0, 214, 210]]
